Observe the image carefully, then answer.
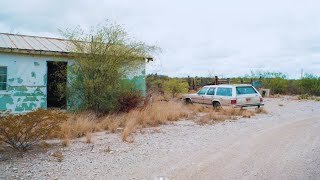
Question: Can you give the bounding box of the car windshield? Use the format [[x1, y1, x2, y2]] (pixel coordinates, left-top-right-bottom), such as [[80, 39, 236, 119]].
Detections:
[[236, 86, 257, 95]]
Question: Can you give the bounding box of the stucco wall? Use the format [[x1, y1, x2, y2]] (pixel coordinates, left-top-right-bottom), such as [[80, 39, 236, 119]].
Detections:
[[0, 53, 69, 113], [0, 53, 146, 113], [66, 61, 147, 111], [125, 62, 147, 96]]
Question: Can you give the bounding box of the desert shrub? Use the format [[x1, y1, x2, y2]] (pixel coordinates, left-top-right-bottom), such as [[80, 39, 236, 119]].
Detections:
[[264, 77, 288, 94], [115, 83, 144, 113], [62, 21, 158, 114], [244, 71, 288, 94], [287, 80, 302, 95], [0, 109, 67, 151], [257, 72, 288, 94], [163, 78, 189, 98], [299, 74, 320, 96], [146, 74, 170, 96]]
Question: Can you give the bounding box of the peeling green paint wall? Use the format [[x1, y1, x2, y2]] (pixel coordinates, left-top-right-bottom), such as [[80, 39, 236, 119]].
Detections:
[[66, 61, 147, 111], [0, 53, 147, 114], [0, 54, 67, 113], [125, 62, 147, 96]]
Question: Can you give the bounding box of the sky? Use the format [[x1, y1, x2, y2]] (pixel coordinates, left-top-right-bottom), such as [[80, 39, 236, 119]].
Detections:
[[1, 0, 320, 78]]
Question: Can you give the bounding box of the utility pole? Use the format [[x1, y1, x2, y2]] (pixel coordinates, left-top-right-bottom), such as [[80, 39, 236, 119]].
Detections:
[[301, 68, 304, 79]]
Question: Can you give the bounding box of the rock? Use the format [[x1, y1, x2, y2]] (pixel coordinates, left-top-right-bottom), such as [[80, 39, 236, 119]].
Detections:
[[12, 168, 18, 172]]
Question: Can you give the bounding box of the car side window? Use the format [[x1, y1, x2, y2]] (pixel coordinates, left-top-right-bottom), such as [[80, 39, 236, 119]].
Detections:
[[198, 87, 209, 95], [236, 86, 257, 95], [216, 87, 232, 96], [206, 88, 216, 95]]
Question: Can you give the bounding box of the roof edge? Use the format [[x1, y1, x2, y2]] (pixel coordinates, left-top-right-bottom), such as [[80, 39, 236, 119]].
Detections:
[[0, 32, 67, 41], [0, 47, 72, 57]]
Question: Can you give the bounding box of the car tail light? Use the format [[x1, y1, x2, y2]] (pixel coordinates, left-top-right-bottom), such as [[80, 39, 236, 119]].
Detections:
[[260, 98, 263, 102], [231, 100, 237, 104]]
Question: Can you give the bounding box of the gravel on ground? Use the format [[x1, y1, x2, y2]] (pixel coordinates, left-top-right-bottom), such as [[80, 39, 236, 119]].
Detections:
[[1, 97, 320, 180]]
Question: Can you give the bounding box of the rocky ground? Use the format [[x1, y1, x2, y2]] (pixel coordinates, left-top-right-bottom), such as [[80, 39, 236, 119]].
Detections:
[[1, 97, 320, 180]]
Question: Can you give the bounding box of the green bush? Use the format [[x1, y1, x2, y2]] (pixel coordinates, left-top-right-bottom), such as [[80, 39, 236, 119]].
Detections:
[[62, 21, 158, 114], [261, 77, 288, 94], [243, 71, 320, 96], [299, 74, 320, 96], [146, 74, 169, 95], [163, 79, 189, 98]]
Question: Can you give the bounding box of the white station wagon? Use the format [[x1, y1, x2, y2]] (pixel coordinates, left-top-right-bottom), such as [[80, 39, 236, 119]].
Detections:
[[182, 84, 264, 108]]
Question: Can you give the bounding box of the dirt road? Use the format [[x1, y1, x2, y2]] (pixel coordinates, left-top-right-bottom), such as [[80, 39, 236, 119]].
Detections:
[[1, 97, 320, 179], [168, 116, 320, 180]]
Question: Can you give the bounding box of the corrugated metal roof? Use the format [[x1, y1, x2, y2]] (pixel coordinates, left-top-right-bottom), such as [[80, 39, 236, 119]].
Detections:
[[0, 33, 75, 55]]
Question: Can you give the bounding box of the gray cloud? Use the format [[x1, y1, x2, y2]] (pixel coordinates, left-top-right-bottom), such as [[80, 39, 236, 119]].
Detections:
[[1, 0, 320, 78]]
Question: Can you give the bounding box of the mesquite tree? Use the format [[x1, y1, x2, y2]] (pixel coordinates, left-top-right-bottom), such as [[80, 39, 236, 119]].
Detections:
[[62, 22, 159, 114]]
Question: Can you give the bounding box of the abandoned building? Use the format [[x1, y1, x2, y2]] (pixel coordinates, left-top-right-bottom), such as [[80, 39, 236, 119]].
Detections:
[[0, 33, 148, 113]]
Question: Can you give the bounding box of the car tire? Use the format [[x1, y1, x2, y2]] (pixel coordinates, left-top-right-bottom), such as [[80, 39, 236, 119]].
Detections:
[[212, 101, 221, 109], [185, 98, 192, 104]]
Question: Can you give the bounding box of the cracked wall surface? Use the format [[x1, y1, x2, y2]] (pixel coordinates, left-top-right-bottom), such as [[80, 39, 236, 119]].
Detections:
[[0, 54, 68, 113]]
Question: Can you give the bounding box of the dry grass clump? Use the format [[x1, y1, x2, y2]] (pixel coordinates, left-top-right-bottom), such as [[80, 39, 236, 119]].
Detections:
[[241, 110, 255, 118], [97, 115, 125, 133], [121, 101, 189, 141], [122, 117, 137, 142], [57, 112, 126, 140], [85, 133, 93, 144], [220, 108, 256, 118], [61, 137, 70, 147], [51, 151, 64, 162], [186, 104, 211, 113], [255, 108, 268, 114], [52, 99, 265, 143], [196, 111, 228, 125], [195, 108, 257, 125], [54, 101, 191, 142], [270, 94, 282, 98], [58, 112, 99, 139], [38, 141, 52, 149]]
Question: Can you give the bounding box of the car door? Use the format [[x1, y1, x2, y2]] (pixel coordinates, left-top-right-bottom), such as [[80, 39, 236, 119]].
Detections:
[[193, 87, 209, 103], [215, 87, 233, 106], [202, 87, 216, 105], [236, 86, 260, 105]]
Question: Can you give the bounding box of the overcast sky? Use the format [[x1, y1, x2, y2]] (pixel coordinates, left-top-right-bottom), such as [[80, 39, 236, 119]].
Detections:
[[1, 0, 320, 78]]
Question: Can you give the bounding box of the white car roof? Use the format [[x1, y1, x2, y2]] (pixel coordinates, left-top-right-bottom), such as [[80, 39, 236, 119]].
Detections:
[[203, 84, 252, 88]]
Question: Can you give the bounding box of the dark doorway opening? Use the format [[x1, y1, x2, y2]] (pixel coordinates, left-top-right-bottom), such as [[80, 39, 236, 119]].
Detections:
[[47, 61, 67, 109]]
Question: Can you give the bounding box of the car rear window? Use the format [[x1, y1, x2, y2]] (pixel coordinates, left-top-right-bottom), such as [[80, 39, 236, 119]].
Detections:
[[216, 87, 232, 96], [236, 86, 257, 95]]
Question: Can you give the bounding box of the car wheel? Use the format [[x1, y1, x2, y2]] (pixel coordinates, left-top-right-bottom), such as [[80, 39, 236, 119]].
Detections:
[[185, 98, 192, 104], [212, 101, 221, 109]]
